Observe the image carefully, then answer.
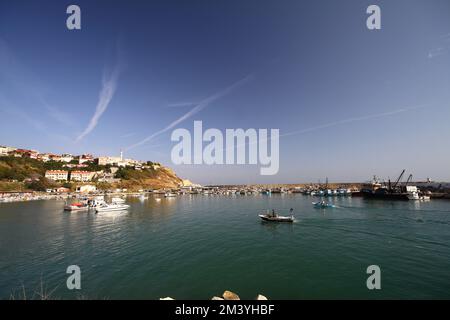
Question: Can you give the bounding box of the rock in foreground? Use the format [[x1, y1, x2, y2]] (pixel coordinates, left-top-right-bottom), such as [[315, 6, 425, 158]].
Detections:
[[222, 290, 240, 300], [160, 290, 268, 300]]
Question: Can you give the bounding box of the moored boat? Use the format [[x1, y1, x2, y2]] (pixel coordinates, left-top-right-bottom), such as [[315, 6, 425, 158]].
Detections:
[[406, 186, 420, 200], [64, 202, 89, 212], [95, 203, 130, 212], [164, 192, 177, 197]]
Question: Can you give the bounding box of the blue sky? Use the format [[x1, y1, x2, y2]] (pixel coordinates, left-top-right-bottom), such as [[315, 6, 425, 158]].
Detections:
[[1, 0, 450, 184]]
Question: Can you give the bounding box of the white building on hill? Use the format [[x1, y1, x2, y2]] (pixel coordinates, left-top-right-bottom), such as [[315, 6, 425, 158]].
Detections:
[[45, 170, 69, 181]]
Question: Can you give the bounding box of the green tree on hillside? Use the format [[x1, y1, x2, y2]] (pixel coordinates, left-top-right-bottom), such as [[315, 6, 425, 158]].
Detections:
[[25, 177, 55, 191]]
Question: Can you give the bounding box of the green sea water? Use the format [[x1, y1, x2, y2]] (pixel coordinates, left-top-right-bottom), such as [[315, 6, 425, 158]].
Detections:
[[1, 194, 449, 299]]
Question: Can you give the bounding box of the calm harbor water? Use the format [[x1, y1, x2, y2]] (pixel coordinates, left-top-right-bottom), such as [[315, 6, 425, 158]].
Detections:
[[1, 194, 450, 299]]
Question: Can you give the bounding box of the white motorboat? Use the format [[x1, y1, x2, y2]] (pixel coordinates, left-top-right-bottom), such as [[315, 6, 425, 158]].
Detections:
[[406, 186, 420, 200], [164, 193, 177, 197], [88, 196, 106, 208], [95, 203, 130, 212], [407, 192, 420, 200], [111, 197, 126, 204]]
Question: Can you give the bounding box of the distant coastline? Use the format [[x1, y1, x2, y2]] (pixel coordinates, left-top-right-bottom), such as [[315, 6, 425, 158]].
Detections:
[[0, 144, 188, 193]]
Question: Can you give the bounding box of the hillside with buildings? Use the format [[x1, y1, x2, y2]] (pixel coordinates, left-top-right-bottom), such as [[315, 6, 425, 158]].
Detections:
[[0, 145, 187, 192]]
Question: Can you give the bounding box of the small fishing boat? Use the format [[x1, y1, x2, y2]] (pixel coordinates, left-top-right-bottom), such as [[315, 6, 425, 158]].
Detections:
[[312, 201, 335, 208], [64, 202, 89, 212], [259, 209, 294, 222]]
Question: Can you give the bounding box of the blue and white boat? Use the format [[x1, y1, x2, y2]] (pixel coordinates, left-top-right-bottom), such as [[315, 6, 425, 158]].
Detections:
[[312, 201, 335, 208]]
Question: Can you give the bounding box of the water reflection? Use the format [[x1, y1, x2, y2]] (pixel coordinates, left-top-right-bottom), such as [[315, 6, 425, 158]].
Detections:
[[125, 195, 178, 221], [94, 210, 129, 222], [260, 220, 295, 235], [2, 195, 450, 299]]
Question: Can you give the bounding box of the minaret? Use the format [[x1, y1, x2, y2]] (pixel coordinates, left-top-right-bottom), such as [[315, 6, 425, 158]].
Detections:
[[120, 150, 123, 161]]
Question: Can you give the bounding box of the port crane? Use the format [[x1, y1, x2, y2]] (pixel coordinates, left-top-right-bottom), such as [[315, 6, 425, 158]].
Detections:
[[402, 174, 414, 192], [388, 169, 406, 191], [405, 174, 413, 186]]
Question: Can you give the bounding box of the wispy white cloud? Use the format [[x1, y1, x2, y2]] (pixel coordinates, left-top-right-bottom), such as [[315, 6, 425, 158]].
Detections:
[[0, 38, 71, 140], [222, 105, 426, 154], [126, 74, 254, 151], [166, 102, 198, 108], [40, 99, 74, 128], [75, 62, 122, 142], [0, 94, 46, 132], [0, 94, 71, 143], [120, 132, 136, 138], [428, 33, 450, 59], [0, 38, 46, 103], [440, 32, 450, 40], [428, 47, 446, 59], [280, 105, 426, 138]]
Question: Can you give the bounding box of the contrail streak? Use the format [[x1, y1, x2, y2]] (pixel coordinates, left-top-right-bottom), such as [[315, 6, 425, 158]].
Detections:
[[221, 104, 426, 153], [75, 65, 121, 142], [126, 74, 254, 151]]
